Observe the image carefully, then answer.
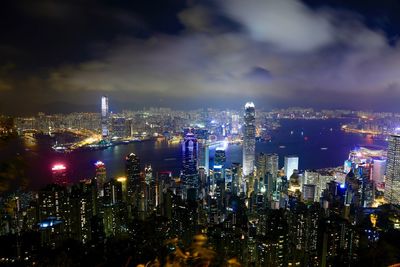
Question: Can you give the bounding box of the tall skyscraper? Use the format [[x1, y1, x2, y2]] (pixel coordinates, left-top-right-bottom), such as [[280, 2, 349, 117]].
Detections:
[[243, 102, 256, 176], [371, 158, 386, 190], [284, 156, 299, 178], [94, 161, 107, 196], [182, 132, 199, 191], [126, 153, 141, 206], [198, 142, 210, 175], [52, 164, 68, 185], [266, 153, 279, 178], [385, 134, 400, 204], [101, 96, 109, 139]]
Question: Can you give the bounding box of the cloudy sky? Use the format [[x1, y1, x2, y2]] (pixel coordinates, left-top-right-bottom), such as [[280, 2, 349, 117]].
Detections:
[[2, 0, 400, 114]]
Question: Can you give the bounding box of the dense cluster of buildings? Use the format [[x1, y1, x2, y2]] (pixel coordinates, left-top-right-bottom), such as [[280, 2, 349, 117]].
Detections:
[[1, 101, 400, 266]]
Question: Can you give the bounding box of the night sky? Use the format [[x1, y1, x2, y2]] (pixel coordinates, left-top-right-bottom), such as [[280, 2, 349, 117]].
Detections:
[[2, 0, 400, 115]]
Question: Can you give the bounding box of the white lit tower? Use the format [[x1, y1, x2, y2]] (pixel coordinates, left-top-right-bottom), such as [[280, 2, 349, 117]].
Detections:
[[182, 132, 199, 197], [284, 156, 299, 178], [242, 102, 256, 177], [385, 134, 400, 204], [101, 96, 109, 139]]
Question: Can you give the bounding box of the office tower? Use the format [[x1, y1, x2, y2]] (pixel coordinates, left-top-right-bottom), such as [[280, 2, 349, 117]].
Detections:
[[101, 96, 109, 139], [38, 184, 69, 221], [182, 132, 199, 190], [111, 116, 126, 138], [256, 153, 267, 195], [266, 153, 279, 178], [284, 156, 299, 178], [198, 142, 210, 175], [144, 165, 153, 185], [231, 162, 242, 195], [385, 134, 400, 204], [116, 177, 127, 201], [68, 181, 96, 244], [358, 164, 374, 207], [214, 148, 226, 168], [94, 161, 106, 196], [257, 153, 267, 180], [265, 153, 279, 200], [198, 141, 210, 176], [243, 102, 256, 176], [103, 179, 123, 205], [302, 184, 316, 202], [125, 153, 142, 206], [52, 164, 68, 185], [371, 158, 386, 190], [231, 114, 239, 135]]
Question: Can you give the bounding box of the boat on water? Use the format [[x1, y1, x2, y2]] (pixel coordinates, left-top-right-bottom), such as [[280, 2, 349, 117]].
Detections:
[[320, 147, 328, 150], [279, 145, 286, 149]]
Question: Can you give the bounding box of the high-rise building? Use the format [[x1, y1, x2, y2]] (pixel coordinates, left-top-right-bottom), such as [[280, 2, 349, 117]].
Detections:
[[284, 156, 299, 179], [103, 179, 123, 205], [52, 164, 68, 185], [257, 153, 267, 180], [182, 132, 198, 190], [125, 153, 141, 206], [111, 116, 126, 138], [385, 134, 400, 204], [198, 142, 210, 175], [94, 161, 106, 196], [231, 114, 239, 135], [371, 158, 386, 190], [144, 165, 153, 185], [266, 153, 279, 177], [214, 148, 226, 168], [101, 96, 109, 138], [266, 153, 279, 199], [243, 102, 256, 177]]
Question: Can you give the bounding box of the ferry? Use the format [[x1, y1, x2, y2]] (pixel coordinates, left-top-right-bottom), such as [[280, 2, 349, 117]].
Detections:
[[320, 147, 328, 150]]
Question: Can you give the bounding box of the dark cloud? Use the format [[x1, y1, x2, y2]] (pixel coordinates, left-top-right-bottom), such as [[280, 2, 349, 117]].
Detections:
[[245, 67, 272, 82], [2, 0, 400, 114]]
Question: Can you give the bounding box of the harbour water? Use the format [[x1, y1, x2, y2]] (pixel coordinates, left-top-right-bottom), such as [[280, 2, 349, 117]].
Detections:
[[0, 119, 387, 192]]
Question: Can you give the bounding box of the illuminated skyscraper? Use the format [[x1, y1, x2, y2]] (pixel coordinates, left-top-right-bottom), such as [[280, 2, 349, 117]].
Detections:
[[284, 156, 299, 179], [242, 102, 256, 176], [101, 96, 109, 138], [182, 132, 198, 190], [52, 164, 68, 185], [198, 142, 210, 175], [371, 158, 386, 190], [94, 161, 107, 196], [385, 134, 400, 204]]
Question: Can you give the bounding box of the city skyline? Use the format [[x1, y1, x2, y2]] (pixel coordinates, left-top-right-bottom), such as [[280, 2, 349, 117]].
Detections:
[[2, 1, 400, 266], [3, 1, 400, 114]]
